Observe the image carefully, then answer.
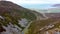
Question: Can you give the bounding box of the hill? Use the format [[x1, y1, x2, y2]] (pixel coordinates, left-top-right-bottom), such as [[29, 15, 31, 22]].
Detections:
[[0, 1, 37, 34], [27, 13, 60, 34], [52, 4, 60, 7], [45, 13, 60, 19], [0, 1, 50, 34]]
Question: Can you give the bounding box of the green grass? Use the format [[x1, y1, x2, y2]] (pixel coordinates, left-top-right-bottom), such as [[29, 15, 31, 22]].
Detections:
[[12, 9, 37, 21], [0, 8, 36, 31]]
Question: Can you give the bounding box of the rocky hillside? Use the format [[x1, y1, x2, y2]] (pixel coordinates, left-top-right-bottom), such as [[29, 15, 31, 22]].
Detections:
[[0, 1, 37, 34], [27, 13, 60, 34]]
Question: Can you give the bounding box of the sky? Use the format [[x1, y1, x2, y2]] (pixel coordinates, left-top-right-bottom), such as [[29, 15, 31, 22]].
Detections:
[[6, 0, 60, 9]]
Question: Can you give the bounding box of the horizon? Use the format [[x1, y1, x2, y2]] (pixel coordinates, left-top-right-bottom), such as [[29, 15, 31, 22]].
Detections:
[[20, 4, 57, 9], [6, 0, 60, 9]]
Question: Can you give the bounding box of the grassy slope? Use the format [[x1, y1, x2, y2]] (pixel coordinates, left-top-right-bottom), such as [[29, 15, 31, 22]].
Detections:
[[0, 1, 37, 32], [28, 18, 60, 34]]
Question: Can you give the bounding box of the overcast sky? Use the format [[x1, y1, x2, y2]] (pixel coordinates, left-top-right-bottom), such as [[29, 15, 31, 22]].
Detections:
[[6, 0, 60, 4], [6, 0, 60, 9]]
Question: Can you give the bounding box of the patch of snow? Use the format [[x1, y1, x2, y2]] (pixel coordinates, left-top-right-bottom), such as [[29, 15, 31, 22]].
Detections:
[[40, 28, 44, 30], [18, 18, 29, 27], [0, 16, 4, 19], [1, 23, 22, 34], [47, 24, 54, 28]]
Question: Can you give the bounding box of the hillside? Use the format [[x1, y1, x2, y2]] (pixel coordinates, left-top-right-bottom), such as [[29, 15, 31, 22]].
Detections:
[[0, 1, 51, 34], [0, 1, 37, 20], [0, 1, 37, 34], [27, 10, 60, 34], [45, 13, 60, 18], [52, 4, 60, 7], [27, 15, 60, 34]]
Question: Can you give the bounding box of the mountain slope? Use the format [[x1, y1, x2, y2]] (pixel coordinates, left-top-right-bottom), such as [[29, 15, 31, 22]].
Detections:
[[0, 1, 37, 20], [0, 1, 48, 34], [0, 1, 37, 34], [52, 4, 60, 7]]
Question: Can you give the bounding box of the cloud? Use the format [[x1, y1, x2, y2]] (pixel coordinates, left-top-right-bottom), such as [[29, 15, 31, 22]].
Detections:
[[6, 0, 60, 5], [43, 0, 60, 4], [6, 0, 49, 4]]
